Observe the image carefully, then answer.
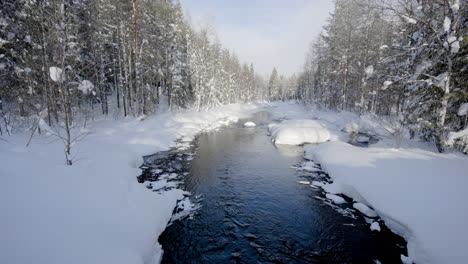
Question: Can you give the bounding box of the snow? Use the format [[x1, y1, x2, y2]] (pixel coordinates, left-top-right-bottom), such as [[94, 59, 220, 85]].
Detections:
[[381, 80, 392, 90], [443, 17, 451, 32], [401, 255, 412, 264], [344, 122, 359, 134], [446, 127, 468, 152], [305, 141, 468, 264], [49, 67, 64, 83], [243, 121, 256, 127], [38, 118, 53, 135], [402, 15, 417, 24], [326, 194, 346, 204], [78, 80, 94, 95], [365, 66, 374, 78], [311, 181, 325, 187], [353, 202, 378, 218], [379, 45, 389, 50], [370, 222, 381, 232], [0, 103, 266, 264], [458, 104, 468, 116], [451, 40, 460, 53], [356, 135, 370, 143], [269, 119, 330, 145], [296, 161, 321, 172]]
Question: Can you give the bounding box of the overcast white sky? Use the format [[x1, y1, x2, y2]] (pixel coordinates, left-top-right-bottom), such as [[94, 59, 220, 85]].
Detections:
[[179, 0, 334, 76]]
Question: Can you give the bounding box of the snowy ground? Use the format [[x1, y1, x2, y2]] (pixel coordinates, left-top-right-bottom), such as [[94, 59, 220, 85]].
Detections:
[[0, 103, 267, 264], [269, 102, 468, 264], [1, 101, 467, 264]]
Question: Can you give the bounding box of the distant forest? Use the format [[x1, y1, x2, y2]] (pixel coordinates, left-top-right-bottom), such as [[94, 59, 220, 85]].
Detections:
[[1, 0, 467, 154]]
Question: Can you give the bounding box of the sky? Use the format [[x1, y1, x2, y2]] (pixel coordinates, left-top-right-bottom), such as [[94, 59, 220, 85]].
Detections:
[[179, 0, 334, 77]]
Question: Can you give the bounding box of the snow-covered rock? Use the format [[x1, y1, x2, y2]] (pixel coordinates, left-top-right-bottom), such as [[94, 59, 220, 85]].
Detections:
[[311, 181, 325, 187], [370, 222, 381, 232], [353, 202, 378, 218], [244, 121, 256, 127], [326, 193, 346, 204], [269, 119, 330, 145]]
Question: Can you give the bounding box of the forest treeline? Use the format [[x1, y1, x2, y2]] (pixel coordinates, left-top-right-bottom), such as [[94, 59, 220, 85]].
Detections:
[[0, 0, 296, 126], [1, 0, 467, 159], [297, 0, 467, 152], [1, 0, 299, 164]]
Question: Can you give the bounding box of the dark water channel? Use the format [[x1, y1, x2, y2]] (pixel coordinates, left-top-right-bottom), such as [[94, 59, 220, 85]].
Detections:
[[146, 112, 407, 264]]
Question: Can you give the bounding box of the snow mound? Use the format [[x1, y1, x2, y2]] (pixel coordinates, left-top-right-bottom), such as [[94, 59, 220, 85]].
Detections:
[[244, 121, 256, 127], [269, 119, 330, 145]]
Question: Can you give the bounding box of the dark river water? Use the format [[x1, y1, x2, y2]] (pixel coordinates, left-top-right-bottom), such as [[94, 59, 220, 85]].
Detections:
[[147, 111, 407, 264]]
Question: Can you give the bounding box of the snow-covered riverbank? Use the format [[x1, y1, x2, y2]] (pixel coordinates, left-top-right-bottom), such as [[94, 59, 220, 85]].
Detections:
[[306, 142, 468, 264], [2, 101, 467, 264], [269, 102, 468, 264], [0, 103, 265, 264]]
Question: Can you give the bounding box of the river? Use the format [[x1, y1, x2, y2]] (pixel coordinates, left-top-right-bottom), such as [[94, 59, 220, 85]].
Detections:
[[141, 111, 407, 264]]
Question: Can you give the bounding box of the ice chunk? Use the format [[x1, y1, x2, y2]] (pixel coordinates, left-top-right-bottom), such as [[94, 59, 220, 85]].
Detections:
[[298, 181, 311, 185]]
